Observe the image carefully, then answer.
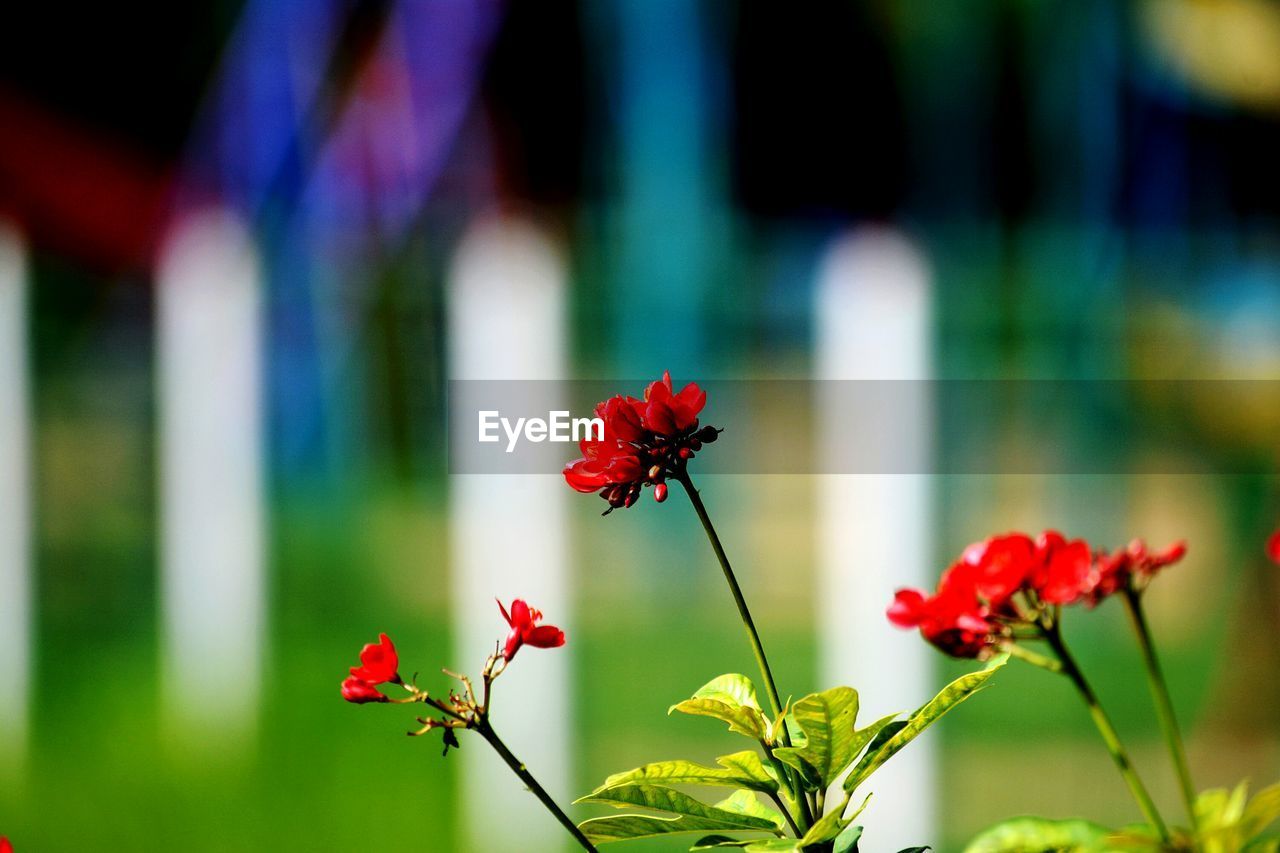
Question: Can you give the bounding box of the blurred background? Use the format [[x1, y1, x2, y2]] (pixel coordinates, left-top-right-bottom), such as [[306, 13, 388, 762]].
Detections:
[[2, 0, 1280, 850]]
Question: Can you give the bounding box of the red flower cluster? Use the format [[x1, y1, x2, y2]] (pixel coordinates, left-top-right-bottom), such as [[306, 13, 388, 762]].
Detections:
[[563, 372, 718, 512], [888, 531, 1186, 658], [1268, 530, 1280, 565], [499, 598, 565, 662], [341, 633, 400, 704]]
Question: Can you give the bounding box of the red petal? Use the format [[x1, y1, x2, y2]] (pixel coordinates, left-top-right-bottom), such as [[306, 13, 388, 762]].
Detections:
[[503, 628, 522, 661], [497, 598, 512, 626], [1268, 530, 1280, 565], [526, 624, 566, 649], [509, 599, 531, 628], [886, 588, 928, 627]]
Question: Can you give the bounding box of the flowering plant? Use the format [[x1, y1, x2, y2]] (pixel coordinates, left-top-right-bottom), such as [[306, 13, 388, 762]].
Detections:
[[891, 531, 1280, 852], [340, 373, 1280, 852], [343, 373, 1001, 850]]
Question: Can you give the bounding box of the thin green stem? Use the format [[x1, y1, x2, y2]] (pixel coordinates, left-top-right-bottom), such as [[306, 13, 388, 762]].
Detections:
[[768, 790, 803, 838], [1002, 641, 1063, 673], [677, 474, 786, 719], [678, 473, 813, 829], [1123, 586, 1198, 828], [476, 720, 597, 852], [1042, 623, 1170, 842]]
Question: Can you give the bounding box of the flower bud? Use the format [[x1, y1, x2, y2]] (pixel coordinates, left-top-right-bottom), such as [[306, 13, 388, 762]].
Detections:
[[623, 486, 639, 508], [648, 464, 662, 480], [695, 425, 720, 444], [678, 447, 694, 460], [653, 482, 668, 503]]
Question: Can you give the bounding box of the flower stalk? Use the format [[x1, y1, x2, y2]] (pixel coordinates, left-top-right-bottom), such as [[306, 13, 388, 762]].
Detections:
[[475, 718, 598, 852], [1041, 620, 1170, 843], [676, 472, 815, 830], [1122, 584, 1198, 829]]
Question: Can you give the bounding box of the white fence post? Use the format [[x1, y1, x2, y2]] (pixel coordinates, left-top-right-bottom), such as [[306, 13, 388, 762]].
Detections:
[[157, 208, 266, 740], [447, 217, 571, 850], [815, 227, 934, 845], [0, 222, 32, 771]]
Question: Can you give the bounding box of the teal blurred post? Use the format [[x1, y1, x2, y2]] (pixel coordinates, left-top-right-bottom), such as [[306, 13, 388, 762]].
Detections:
[[605, 0, 716, 374]]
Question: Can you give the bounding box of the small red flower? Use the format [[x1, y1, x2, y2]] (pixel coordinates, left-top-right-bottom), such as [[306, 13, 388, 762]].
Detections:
[[498, 598, 566, 662], [1085, 539, 1186, 604], [349, 633, 400, 685], [341, 675, 389, 704], [563, 372, 718, 513], [1, 836, 12, 853], [1268, 530, 1280, 565]]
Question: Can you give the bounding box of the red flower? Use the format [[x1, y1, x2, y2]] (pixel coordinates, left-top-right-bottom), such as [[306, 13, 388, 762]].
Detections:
[[961, 533, 1037, 605], [1031, 530, 1094, 605], [1, 837, 12, 853], [888, 562, 995, 659], [349, 633, 400, 685], [498, 598, 566, 662], [1268, 530, 1280, 565], [563, 372, 717, 512], [1085, 539, 1186, 604], [341, 675, 388, 704]]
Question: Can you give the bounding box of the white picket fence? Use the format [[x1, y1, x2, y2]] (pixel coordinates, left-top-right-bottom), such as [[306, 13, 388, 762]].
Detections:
[[0, 216, 935, 842]]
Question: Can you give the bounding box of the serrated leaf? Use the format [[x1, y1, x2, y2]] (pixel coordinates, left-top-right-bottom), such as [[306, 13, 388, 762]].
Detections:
[[772, 687, 859, 789], [593, 751, 778, 795], [845, 656, 1006, 793], [848, 712, 900, 765], [962, 816, 1112, 852]]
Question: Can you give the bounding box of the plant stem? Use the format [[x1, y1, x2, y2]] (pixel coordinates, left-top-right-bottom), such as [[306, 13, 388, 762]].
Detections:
[[1042, 623, 1170, 843], [677, 473, 812, 829], [476, 720, 598, 852], [677, 474, 787, 719], [1122, 586, 1198, 827], [768, 790, 803, 838]]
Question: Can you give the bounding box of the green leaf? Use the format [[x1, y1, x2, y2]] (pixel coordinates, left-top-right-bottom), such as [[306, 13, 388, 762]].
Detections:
[[576, 785, 782, 843], [962, 816, 1112, 853], [671, 674, 770, 740], [693, 674, 764, 708], [895, 847, 931, 852], [799, 808, 848, 845], [593, 752, 779, 795], [714, 789, 786, 830], [773, 687, 860, 789], [848, 713, 902, 765], [833, 824, 864, 853], [1243, 782, 1280, 838], [845, 656, 1007, 794], [690, 837, 800, 852]]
